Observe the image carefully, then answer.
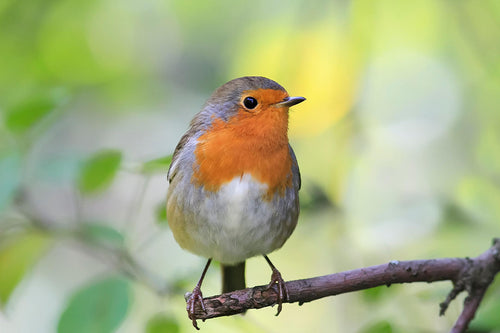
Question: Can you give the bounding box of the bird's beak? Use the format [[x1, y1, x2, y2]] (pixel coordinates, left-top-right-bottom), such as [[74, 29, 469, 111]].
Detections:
[[274, 96, 306, 107]]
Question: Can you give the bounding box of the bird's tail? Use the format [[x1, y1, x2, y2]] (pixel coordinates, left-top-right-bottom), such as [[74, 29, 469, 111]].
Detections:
[[221, 261, 246, 293]]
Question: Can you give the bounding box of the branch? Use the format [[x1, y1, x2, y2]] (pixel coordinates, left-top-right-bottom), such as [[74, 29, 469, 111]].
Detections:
[[71, 235, 170, 296], [189, 239, 500, 332]]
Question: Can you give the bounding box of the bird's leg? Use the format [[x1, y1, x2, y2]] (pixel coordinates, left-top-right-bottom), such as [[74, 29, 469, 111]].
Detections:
[[187, 258, 212, 330], [263, 255, 288, 316]]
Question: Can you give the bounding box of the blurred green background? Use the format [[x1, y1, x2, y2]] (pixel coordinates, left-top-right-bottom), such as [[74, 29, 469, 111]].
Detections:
[[1, 0, 500, 332]]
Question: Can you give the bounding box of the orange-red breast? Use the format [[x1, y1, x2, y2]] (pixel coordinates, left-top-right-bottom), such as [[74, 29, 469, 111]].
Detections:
[[166, 76, 305, 329]]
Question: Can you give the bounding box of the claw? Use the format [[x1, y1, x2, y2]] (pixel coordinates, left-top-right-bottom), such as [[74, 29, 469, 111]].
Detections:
[[186, 285, 206, 330], [266, 266, 288, 316], [186, 259, 212, 330]]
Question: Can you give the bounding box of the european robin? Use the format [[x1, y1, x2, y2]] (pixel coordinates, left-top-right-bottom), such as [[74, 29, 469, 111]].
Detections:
[[166, 76, 305, 329]]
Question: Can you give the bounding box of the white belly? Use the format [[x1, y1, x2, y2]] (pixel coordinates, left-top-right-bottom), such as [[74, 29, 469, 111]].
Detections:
[[167, 173, 298, 264]]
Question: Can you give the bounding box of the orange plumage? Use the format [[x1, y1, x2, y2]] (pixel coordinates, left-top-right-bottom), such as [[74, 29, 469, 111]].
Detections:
[[192, 89, 293, 198]]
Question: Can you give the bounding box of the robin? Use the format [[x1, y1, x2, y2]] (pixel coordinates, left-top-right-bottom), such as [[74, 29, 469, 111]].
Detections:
[[166, 76, 305, 329]]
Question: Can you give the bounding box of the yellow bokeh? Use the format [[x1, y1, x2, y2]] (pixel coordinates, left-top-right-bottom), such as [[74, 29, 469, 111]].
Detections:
[[230, 21, 358, 136]]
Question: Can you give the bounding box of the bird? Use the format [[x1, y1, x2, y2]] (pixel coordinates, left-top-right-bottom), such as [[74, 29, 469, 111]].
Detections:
[[166, 76, 304, 329]]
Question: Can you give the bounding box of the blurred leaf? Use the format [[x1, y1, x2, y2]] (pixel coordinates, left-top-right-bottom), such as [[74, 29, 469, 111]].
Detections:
[[57, 277, 130, 333], [82, 223, 124, 247], [456, 176, 500, 226], [0, 150, 22, 211], [4, 89, 67, 134], [299, 182, 333, 212], [476, 124, 500, 178], [5, 98, 54, 133], [470, 294, 500, 331], [171, 276, 192, 294], [0, 232, 51, 306], [146, 314, 179, 333], [39, 1, 127, 85], [77, 150, 122, 195], [360, 320, 394, 333], [362, 285, 388, 302], [141, 155, 173, 174], [155, 202, 167, 225]]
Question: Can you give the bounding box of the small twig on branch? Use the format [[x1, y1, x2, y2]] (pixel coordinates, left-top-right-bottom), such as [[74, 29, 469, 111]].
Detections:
[[450, 286, 487, 333], [445, 238, 500, 333], [72, 236, 170, 296], [189, 239, 500, 333]]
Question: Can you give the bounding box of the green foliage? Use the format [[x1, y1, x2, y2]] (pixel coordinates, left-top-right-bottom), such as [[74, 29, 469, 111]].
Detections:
[[0, 150, 22, 211], [360, 320, 394, 333], [456, 176, 500, 226], [141, 155, 173, 174], [4, 89, 68, 135], [5, 96, 55, 134], [81, 223, 124, 247], [0, 232, 51, 306], [57, 277, 131, 333], [470, 293, 500, 331], [77, 150, 122, 195], [476, 124, 500, 177], [362, 285, 389, 302], [155, 202, 168, 225], [146, 314, 180, 333]]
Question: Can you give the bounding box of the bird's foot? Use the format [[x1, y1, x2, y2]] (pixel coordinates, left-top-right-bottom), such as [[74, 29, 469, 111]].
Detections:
[[266, 267, 288, 316], [186, 285, 206, 330]]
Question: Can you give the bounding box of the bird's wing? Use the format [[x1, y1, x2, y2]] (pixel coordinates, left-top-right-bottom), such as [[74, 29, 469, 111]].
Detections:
[[167, 131, 192, 183], [288, 144, 301, 191]]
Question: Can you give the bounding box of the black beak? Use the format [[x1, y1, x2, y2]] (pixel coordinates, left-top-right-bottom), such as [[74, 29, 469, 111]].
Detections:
[[275, 96, 306, 107]]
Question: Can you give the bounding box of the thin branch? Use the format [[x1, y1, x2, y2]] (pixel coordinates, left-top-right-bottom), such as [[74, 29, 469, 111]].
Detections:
[[450, 287, 487, 333], [14, 196, 169, 296], [123, 175, 151, 233], [71, 235, 169, 296], [188, 239, 500, 333]]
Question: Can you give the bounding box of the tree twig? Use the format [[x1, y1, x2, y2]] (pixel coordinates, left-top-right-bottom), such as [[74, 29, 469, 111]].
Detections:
[[446, 238, 500, 333], [188, 239, 500, 333], [71, 235, 170, 296], [450, 286, 487, 333]]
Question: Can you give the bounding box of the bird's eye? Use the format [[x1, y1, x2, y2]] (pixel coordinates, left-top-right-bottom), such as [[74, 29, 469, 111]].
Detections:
[[243, 96, 258, 109]]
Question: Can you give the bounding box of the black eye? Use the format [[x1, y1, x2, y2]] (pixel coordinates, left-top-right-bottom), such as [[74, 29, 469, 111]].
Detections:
[[243, 96, 258, 109]]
